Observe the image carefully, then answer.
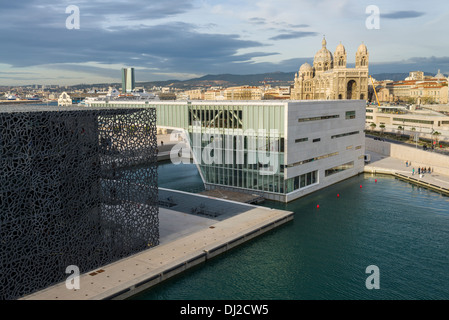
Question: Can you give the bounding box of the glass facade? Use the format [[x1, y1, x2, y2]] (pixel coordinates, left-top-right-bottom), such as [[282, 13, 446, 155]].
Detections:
[[185, 103, 286, 195], [284, 170, 318, 193]]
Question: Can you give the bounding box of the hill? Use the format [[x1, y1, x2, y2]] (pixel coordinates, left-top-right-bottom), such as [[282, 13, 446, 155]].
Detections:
[[371, 72, 437, 81], [139, 72, 295, 89]]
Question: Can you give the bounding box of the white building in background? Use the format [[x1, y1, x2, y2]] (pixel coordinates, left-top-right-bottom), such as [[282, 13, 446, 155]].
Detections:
[[58, 92, 72, 106], [87, 98, 366, 202]]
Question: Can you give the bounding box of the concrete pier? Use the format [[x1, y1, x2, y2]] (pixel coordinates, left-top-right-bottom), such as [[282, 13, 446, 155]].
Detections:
[[21, 189, 293, 300], [364, 149, 449, 196]]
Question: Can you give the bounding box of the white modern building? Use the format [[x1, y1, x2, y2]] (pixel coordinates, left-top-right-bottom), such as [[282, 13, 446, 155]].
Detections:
[[58, 92, 72, 106], [87, 99, 366, 202]]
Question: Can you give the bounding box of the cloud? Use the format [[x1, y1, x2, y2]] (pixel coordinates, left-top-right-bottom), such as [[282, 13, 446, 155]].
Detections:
[[368, 56, 449, 75], [269, 31, 318, 41], [249, 17, 267, 25], [381, 10, 425, 19]]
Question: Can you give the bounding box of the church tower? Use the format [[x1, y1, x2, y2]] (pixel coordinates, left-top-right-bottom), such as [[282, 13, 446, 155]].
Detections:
[[334, 42, 347, 68], [355, 42, 369, 68]]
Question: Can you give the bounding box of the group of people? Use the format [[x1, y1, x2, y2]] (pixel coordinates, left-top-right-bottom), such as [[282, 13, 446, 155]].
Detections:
[[411, 166, 433, 176]]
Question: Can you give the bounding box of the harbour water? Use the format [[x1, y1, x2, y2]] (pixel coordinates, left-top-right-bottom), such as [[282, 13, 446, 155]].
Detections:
[[133, 161, 449, 300]]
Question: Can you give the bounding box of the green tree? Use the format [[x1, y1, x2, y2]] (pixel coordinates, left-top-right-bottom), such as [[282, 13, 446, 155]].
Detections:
[[433, 131, 442, 147], [410, 127, 416, 141]]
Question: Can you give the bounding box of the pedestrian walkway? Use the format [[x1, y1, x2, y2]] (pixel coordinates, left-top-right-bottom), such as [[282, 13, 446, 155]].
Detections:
[[365, 150, 449, 194], [21, 189, 293, 300]]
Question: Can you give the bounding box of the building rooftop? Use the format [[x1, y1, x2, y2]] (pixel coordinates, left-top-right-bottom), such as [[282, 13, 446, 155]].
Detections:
[[0, 103, 150, 113]]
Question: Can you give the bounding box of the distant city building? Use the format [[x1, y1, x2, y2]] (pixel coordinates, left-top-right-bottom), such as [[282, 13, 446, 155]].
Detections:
[[122, 67, 135, 93], [292, 37, 370, 101], [365, 105, 449, 141], [204, 89, 225, 100], [405, 71, 424, 81], [183, 89, 205, 100], [223, 86, 263, 100], [375, 70, 448, 104], [263, 86, 291, 100], [58, 92, 72, 106]]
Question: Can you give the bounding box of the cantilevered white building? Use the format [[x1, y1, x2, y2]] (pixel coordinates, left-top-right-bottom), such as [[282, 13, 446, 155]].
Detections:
[[87, 99, 366, 202]]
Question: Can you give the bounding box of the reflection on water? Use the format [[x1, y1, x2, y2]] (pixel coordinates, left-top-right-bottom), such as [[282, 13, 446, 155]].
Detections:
[[133, 162, 449, 300]]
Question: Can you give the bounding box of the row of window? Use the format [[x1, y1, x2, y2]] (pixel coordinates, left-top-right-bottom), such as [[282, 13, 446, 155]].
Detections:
[[297, 111, 356, 123], [289, 170, 318, 192], [331, 131, 360, 139], [287, 152, 339, 168], [296, 131, 360, 143], [286, 144, 362, 169], [298, 115, 339, 122], [288, 160, 356, 192], [392, 118, 434, 125], [325, 161, 354, 177]]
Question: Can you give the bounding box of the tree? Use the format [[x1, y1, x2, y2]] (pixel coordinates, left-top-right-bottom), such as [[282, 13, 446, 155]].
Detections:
[[370, 123, 376, 132], [379, 124, 385, 135], [410, 127, 416, 141], [433, 131, 442, 147]]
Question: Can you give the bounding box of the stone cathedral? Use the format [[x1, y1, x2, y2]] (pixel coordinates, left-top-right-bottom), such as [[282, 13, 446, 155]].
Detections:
[[291, 37, 369, 101]]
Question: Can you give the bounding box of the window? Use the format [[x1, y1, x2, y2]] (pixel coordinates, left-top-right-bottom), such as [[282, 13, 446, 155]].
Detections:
[[325, 162, 354, 177], [287, 170, 318, 192], [298, 115, 339, 123], [346, 111, 356, 119], [393, 118, 434, 125], [287, 152, 339, 168], [313, 138, 321, 143], [331, 131, 359, 139], [295, 138, 308, 143]]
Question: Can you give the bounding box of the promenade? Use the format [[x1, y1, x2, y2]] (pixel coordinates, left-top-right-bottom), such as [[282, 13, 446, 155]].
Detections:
[[365, 150, 449, 195], [21, 189, 293, 300]]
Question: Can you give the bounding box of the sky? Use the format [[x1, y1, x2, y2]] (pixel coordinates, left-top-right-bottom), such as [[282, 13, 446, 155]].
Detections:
[[1, 0, 449, 86]]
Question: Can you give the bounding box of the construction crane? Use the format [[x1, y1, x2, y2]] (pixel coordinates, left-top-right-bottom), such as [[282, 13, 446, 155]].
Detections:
[[370, 75, 381, 107]]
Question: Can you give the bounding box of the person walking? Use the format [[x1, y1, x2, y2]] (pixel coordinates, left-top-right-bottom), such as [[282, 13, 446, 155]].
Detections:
[[412, 168, 415, 175], [418, 167, 421, 175]]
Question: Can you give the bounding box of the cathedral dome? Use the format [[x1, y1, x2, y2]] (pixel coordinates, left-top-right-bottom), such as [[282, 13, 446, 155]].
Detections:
[[314, 47, 333, 64], [299, 62, 313, 73], [435, 69, 445, 79], [314, 37, 333, 69]]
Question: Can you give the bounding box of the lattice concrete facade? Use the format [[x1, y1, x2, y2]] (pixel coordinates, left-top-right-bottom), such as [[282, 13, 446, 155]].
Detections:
[[0, 106, 158, 300]]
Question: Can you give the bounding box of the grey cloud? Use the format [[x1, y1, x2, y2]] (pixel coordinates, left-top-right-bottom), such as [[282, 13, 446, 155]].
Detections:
[[381, 10, 425, 19], [249, 17, 267, 25], [369, 56, 449, 74], [269, 31, 318, 41], [0, 18, 275, 78], [288, 24, 310, 28]]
